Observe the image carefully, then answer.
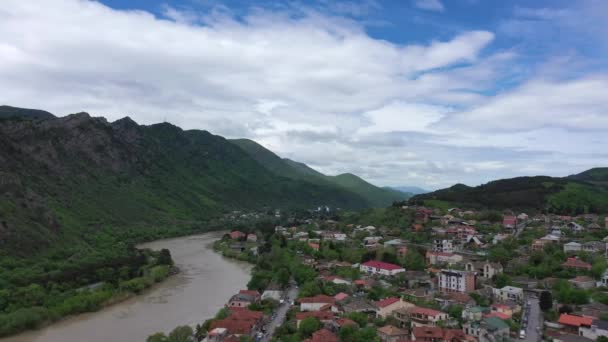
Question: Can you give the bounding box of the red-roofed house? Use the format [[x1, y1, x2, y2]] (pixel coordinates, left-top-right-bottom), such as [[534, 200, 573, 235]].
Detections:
[[334, 292, 349, 301], [295, 311, 335, 328], [335, 318, 357, 328], [503, 216, 517, 229], [304, 328, 338, 342], [484, 312, 510, 320], [562, 257, 592, 271], [375, 297, 415, 318], [411, 327, 472, 342], [410, 307, 449, 327], [230, 231, 246, 240], [309, 242, 320, 251], [298, 295, 336, 312], [558, 314, 593, 334], [378, 325, 409, 342], [360, 260, 405, 276]]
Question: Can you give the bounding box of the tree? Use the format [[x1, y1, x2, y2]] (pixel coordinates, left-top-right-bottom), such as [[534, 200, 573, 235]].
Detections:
[[539, 291, 553, 311], [167, 325, 194, 342], [494, 274, 511, 288], [403, 249, 425, 271], [157, 249, 174, 266], [194, 324, 206, 342], [299, 317, 321, 337], [147, 333, 168, 342]]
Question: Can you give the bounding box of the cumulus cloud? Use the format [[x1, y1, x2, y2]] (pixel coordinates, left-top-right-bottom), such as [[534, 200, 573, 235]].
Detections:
[[0, 0, 606, 189]]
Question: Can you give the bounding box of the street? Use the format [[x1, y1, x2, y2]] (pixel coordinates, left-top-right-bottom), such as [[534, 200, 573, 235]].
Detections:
[[522, 297, 542, 342], [257, 283, 299, 342]]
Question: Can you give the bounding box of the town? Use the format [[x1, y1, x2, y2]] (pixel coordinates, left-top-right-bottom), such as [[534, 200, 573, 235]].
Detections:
[[194, 204, 608, 342]]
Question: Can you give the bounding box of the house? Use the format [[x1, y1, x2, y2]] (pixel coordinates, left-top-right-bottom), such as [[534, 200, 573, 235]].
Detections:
[[426, 251, 463, 266], [517, 213, 529, 221], [490, 303, 514, 318], [334, 292, 349, 301], [375, 297, 415, 319], [227, 291, 259, 308], [601, 270, 608, 287], [567, 222, 585, 233], [464, 261, 503, 279], [360, 260, 405, 276], [531, 239, 552, 251], [410, 307, 449, 327], [562, 257, 592, 271], [435, 292, 476, 308], [246, 233, 257, 242], [576, 303, 608, 318], [295, 311, 334, 328], [579, 319, 608, 340], [334, 318, 358, 329], [412, 326, 472, 342], [363, 236, 383, 245], [204, 327, 228, 342], [564, 242, 582, 253], [384, 239, 406, 248], [334, 296, 377, 314], [569, 276, 596, 289], [439, 270, 476, 293], [463, 317, 510, 342], [261, 284, 283, 301], [298, 295, 335, 311], [582, 241, 605, 253], [377, 325, 409, 342], [210, 309, 263, 336], [462, 306, 488, 322], [503, 215, 517, 229], [308, 242, 320, 251], [402, 288, 433, 302], [229, 231, 246, 240], [558, 314, 594, 334], [433, 239, 455, 253], [492, 286, 524, 302], [303, 328, 338, 342], [321, 275, 352, 286]]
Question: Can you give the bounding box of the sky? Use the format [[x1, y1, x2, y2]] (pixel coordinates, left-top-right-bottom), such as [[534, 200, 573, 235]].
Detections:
[[1, 0, 608, 190]]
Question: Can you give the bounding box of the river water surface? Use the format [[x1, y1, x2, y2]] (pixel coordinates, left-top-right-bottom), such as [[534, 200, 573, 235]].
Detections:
[[2, 231, 252, 342]]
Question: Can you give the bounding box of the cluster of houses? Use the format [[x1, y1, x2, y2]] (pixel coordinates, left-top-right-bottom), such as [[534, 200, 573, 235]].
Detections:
[[209, 205, 608, 342]]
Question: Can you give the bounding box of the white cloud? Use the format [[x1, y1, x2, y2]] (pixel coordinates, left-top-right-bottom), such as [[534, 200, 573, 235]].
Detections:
[[0, 0, 606, 189], [413, 0, 445, 12]]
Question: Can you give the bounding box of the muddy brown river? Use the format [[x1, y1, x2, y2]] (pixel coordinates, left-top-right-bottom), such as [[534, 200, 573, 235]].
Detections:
[[1, 232, 252, 342]]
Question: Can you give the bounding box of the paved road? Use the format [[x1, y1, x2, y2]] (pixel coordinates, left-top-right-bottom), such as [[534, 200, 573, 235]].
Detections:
[[257, 284, 299, 342], [522, 297, 542, 342]]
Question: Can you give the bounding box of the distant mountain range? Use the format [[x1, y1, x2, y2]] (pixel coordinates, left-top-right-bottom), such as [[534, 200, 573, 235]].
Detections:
[[0, 106, 408, 255], [389, 186, 429, 195], [409, 169, 608, 214]]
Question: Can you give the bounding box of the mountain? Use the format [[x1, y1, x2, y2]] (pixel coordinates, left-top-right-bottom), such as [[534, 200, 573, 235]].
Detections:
[[0, 109, 375, 255], [409, 169, 608, 214], [0, 105, 55, 120], [391, 186, 428, 195], [230, 139, 407, 207]]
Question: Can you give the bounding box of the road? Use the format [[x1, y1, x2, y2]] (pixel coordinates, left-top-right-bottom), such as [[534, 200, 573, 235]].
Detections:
[[522, 297, 542, 342], [257, 283, 299, 342]]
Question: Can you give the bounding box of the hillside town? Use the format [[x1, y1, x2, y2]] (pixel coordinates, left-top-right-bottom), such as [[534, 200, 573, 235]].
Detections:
[[199, 204, 608, 342]]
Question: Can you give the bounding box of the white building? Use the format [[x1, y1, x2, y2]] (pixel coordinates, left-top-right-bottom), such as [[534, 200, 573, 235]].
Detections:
[[563, 242, 582, 253], [493, 286, 524, 302], [360, 260, 405, 276], [433, 239, 454, 253]]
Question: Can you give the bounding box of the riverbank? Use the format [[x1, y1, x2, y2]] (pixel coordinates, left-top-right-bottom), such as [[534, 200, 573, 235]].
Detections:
[[1, 232, 252, 342]]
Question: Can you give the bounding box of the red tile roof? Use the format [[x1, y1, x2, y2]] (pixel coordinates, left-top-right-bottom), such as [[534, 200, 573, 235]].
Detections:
[[411, 307, 445, 317], [562, 257, 592, 270], [361, 260, 404, 271], [210, 319, 254, 335], [558, 314, 593, 327], [309, 243, 320, 250], [304, 328, 338, 342], [334, 292, 349, 301], [336, 318, 357, 327], [375, 297, 400, 308], [239, 290, 260, 297], [485, 312, 511, 320], [412, 326, 444, 339], [296, 311, 334, 321]]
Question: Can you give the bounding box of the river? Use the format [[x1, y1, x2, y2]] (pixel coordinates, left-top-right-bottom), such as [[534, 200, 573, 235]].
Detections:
[[2, 231, 252, 342]]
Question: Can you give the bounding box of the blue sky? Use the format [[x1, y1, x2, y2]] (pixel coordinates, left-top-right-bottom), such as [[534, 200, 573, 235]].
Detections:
[[1, 0, 607, 189]]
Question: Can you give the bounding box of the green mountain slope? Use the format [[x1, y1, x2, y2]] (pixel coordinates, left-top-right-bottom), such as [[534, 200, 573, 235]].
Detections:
[[230, 139, 408, 206], [0, 112, 372, 255], [410, 170, 608, 214]]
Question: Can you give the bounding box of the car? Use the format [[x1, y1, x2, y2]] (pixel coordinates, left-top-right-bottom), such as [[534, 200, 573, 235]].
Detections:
[[519, 330, 526, 339]]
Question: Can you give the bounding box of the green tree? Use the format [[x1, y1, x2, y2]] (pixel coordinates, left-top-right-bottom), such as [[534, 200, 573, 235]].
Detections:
[[403, 249, 425, 271], [539, 291, 553, 311], [299, 317, 321, 337], [157, 249, 174, 266], [167, 325, 194, 342], [494, 274, 511, 288], [147, 333, 168, 342]]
